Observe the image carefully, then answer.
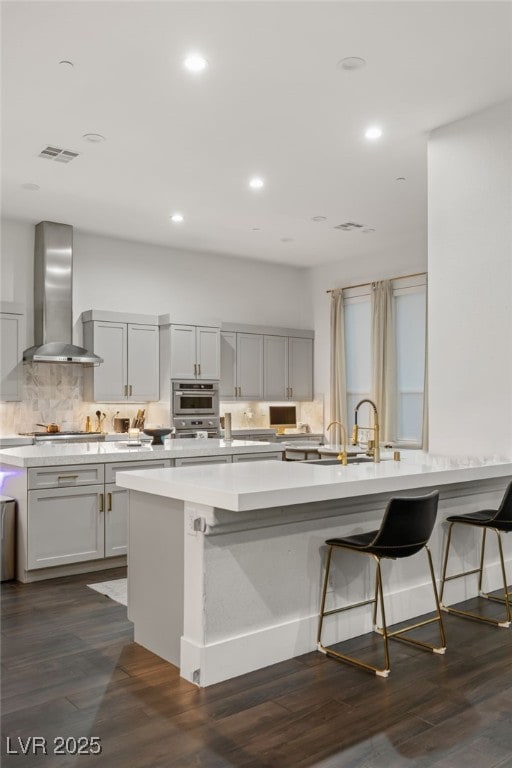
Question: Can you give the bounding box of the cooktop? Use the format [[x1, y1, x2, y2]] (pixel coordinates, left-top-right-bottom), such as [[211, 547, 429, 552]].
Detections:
[[19, 431, 93, 437]]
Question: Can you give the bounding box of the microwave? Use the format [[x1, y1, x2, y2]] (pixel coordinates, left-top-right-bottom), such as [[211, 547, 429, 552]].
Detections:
[[172, 380, 220, 417]]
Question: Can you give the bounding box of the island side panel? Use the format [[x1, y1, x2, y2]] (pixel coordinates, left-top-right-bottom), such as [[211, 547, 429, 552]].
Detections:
[[195, 480, 509, 686], [127, 490, 184, 667]]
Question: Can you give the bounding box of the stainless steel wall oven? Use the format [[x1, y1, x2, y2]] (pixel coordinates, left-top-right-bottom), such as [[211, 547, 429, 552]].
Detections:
[[171, 380, 220, 438]]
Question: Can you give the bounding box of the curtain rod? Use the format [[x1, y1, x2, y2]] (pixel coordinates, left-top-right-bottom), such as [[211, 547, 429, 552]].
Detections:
[[326, 271, 427, 294]]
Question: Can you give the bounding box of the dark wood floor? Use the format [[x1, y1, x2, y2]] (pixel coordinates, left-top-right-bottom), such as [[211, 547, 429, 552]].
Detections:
[[1, 567, 511, 768]]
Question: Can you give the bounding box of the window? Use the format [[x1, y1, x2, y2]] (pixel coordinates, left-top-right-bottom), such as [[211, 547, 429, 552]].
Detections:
[[394, 285, 426, 445], [342, 276, 426, 446]]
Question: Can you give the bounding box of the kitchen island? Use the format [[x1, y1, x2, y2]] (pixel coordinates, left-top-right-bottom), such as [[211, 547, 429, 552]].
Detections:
[[117, 452, 512, 686], [0, 439, 283, 582]]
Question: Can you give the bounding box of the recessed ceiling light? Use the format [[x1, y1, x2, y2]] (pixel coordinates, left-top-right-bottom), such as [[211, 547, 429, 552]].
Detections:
[[395, 176, 406, 182], [337, 56, 366, 71], [59, 59, 74, 68], [183, 54, 208, 73], [311, 216, 327, 222], [249, 177, 265, 190], [365, 126, 382, 140], [83, 133, 106, 143], [171, 213, 184, 223], [361, 228, 376, 234], [22, 182, 40, 191]]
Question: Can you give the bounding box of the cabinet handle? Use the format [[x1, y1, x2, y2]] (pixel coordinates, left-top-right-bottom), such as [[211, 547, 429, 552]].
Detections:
[[124, 384, 128, 397], [57, 474, 78, 481], [290, 387, 293, 399], [129, 384, 133, 396], [198, 363, 201, 376], [238, 386, 241, 397], [107, 492, 112, 511], [194, 363, 197, 376], [99, 493, 104, 513]]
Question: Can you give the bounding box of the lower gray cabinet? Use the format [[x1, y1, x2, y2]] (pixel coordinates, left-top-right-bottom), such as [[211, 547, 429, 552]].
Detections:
[[27, 459, 172, 569], [28, 484, 105, 569], [104, 484, 129, 557]]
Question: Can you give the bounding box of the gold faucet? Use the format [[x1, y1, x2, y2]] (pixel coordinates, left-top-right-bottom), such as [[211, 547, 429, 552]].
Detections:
[[353, 399, 380, 463], [326, 421, 348, 465]]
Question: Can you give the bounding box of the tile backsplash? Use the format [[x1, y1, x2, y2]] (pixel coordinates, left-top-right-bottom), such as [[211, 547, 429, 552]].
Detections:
[[0, 363, 157, 434], [0, 363, 324, 436], [219, 397, 324, 434]]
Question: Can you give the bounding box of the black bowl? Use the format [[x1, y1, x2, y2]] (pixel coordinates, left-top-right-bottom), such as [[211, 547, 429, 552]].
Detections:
[[143, 428, 172, 446]]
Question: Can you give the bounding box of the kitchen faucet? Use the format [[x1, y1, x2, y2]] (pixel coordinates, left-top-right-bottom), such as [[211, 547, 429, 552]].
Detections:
[[353, 399, 380, 463], [326, 421, 348, 465]]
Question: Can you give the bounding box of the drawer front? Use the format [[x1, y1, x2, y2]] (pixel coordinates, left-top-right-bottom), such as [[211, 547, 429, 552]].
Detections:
[[232, 452, 283, 462], [28, 463, 104, 490], [105, 459, 171, 484], [175, 455, 231, 466]]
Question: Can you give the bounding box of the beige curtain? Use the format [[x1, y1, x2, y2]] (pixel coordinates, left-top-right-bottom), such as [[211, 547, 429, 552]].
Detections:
[[329, 289, 347, 444], [371, 280, 396, 443], [422, 283, 429, 450]]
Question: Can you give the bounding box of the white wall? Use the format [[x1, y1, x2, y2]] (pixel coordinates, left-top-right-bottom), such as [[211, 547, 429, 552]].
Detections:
[[428, 100, 512, 456], [0, 219, 313, 347]]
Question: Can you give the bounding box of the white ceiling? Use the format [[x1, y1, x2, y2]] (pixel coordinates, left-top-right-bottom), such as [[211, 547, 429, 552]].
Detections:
[[2, 1, 511, 268]]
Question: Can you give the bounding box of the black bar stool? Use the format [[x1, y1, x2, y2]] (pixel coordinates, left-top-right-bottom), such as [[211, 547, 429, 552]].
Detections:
[[439, 481, 512, 628], [317, 490, 446, 677]]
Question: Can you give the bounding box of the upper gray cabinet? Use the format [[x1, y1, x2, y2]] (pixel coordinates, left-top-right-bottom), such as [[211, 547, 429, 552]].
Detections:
[[221, 324, 313, 402], [287, 336, 314, 401], [264, 335, 313, 401], [0, 303, 25, 402], [220, 331, 263, 400], [169, 324, 220, 380], [82, 311, 159, 402]]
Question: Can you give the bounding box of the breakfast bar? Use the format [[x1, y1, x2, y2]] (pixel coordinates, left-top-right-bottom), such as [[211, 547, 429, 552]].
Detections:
[[117, 453, 512, 686]]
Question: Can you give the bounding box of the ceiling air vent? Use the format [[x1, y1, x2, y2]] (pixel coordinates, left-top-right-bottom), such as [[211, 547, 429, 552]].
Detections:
[[334, 222, 364, 231], [38, 146, 79, 163]]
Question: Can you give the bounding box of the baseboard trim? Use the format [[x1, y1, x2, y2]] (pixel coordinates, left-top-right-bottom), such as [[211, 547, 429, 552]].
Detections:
[[180, 558, 511, 687]]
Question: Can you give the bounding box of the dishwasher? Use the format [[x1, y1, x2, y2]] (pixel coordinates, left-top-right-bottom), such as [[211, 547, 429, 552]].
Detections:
[[1, 496, 16, 581]]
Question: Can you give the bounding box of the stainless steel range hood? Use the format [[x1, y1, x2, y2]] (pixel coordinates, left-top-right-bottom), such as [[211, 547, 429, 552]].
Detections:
[[23, 221, 103, 365]]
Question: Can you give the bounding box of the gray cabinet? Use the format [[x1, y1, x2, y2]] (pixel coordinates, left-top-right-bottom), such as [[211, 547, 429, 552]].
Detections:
[[220, 331, 263, 400], [263, 335, 313, 401], [28, 484, 105, 569], [82, 311, 159, 402], [221, 325, 314, 403], [27, 459, 171, 569], [170, 324, 220, 380], [263, 335, 288, 400], [288, 336, 314, 401], [0, 305, 24, 402]]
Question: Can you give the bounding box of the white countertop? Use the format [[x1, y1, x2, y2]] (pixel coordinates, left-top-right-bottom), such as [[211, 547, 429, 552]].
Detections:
[[116, 451, 512, 512], [0, 435, 34, 448], [0, 439, 283, 468]]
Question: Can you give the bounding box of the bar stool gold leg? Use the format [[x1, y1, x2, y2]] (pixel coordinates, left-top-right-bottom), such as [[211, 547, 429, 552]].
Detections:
[[317, 546, 333, 647], [374, 557, 391, 675], [317, 549, 390, 677], [374, 546, 446, 655], [478, 528, 487, 594], [440, 522, 511, 628]]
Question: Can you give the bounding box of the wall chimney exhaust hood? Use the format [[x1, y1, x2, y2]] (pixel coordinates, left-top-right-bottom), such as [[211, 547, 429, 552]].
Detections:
[[23, 221, 103, 365]]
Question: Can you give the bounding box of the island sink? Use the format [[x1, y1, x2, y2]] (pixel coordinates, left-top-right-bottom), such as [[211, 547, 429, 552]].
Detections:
[[306, 456, 378, 465]]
